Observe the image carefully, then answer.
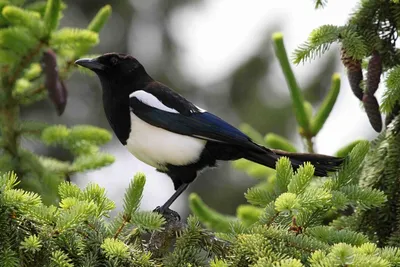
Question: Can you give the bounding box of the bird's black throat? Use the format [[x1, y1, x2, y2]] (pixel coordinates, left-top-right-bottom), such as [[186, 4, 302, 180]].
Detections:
[[98, 72, 153, 145]]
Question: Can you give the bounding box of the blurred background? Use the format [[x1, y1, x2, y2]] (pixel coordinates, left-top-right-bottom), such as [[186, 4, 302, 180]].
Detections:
[[22, 0, 378, 217]]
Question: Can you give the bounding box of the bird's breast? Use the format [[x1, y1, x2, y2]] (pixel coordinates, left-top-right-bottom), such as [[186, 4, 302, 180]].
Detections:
[[125, 113, 207, 170]]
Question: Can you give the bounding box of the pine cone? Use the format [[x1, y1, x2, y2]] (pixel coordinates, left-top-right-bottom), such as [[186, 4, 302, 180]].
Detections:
[[341, 48, 363, 100], [341, 48, 361, 71], [366, 50, 382, 95], [42, 49, 68, 115], [347, 69, 363, 100], [362, 94, 382, 132]]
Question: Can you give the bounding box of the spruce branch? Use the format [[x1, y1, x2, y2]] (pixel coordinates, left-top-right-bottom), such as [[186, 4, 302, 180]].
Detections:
[[265, 133, 297, 152], [2, 6, 45, 38], [87, 5, 112, 33], [334, 140, 365, 157], [293, 25, 340, 64], [43, 0, 61, 33], [236, 205, 263, 226], [113, 173, 146, 239], [189, 193, 236, 233], [331, 140, 370, 189], [273, 33, 310, 133], [7, 40, 45, 85], [382, 66, 400, 114], [314, 0, 328, 9], [310, 73, 341, 135]]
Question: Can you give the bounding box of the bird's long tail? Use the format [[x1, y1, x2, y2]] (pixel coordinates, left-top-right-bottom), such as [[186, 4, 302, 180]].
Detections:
[[244, 149, 343, 176]]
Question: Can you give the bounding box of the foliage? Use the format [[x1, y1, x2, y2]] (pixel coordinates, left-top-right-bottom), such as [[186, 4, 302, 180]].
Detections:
[[0, 171, 229, 267], [3, 140, 399, 266], [0, 0, 114, 203], [294, 0, 400, 131], [190, 142, 400, 266], [358, 115, 400, 247], [272, 33, 341, 152]]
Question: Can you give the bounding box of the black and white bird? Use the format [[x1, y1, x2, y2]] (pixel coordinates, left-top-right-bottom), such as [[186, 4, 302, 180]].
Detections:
[[75, 53, 343, 214]]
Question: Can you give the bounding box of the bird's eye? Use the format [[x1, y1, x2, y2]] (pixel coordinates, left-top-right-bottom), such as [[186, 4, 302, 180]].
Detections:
[[110, 57, 119, 65]]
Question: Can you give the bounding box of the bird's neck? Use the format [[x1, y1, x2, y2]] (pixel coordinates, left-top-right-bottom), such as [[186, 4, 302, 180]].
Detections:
[[101, 84, 130, 145]]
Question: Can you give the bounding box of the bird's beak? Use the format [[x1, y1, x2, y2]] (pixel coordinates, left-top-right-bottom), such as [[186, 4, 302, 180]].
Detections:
[[75, 58, 105, 71]]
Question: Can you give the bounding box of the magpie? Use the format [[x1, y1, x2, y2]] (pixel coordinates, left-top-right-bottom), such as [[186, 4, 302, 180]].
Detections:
[[75, 53, 343, 214]]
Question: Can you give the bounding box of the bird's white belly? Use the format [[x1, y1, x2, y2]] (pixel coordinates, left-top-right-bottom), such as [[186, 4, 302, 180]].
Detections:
[[125, 114, 206, 170]]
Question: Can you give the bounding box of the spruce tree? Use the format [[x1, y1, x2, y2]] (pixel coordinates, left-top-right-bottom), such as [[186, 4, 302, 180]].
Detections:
[[0, 0, 114, 203]]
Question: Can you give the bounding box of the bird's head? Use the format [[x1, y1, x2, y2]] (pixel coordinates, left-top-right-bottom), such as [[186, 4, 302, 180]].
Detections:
[[75, 53, 150, 86]]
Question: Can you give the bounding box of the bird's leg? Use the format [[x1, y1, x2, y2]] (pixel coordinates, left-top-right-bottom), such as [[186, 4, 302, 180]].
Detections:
[[153, 183, 189, 219]]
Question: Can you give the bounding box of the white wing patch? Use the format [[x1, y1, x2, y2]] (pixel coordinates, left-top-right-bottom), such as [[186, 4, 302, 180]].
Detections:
[[194, 105, 207, 113], [130, 90, 179, 113]]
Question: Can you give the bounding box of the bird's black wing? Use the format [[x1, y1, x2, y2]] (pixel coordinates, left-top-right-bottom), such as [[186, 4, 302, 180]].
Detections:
[[129, 96, 267, 153]]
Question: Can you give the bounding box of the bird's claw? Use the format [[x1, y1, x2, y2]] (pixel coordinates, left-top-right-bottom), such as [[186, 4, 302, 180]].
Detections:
[[153, 206, 181, 221]]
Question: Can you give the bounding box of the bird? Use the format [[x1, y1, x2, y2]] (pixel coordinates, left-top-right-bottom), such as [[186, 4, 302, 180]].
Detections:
[[75, 53, 343, 215]]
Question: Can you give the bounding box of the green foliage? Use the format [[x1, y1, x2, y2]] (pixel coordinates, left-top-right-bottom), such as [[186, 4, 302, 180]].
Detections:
[[110, 173, 165, 239], [20, 235, 42, 253], [293, 25, 340, 64], [358, 116, 400, 246], [50, 250, 73, 267], [0, 0, 114, 203], [189, 193, 236, 232], [87, 5, 112, 33], [273, 33, 310, 132], [0, 172, 174, 266], [287, 162, 315, 194], [331, 140, 369, 189], [101, 238, 130, 260], [189, 139, 399, 266], [0, 139, 398, 266], [43, 0, 61, 33], [314, 0, 328, 9], [123, 172, 146, 219], [310, 73, 340, 135], [382, 66, 400, 114], [334, 140, 366, 157], [265, 133, 297, 152], [162, 215, 227, 267]]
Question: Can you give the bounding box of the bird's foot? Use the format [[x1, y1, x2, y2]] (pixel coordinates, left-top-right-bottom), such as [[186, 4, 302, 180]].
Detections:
[[153, 206, 181, 221]]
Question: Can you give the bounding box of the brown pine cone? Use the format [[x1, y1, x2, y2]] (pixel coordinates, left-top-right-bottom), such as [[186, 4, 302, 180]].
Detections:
[[347, 69, 363, 100], [362, 94, 382, 132], [42, 49, 68, 115], [341, 48, 363, 100], [341, 48, 361, 71], [366, 50, 382, 95]]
